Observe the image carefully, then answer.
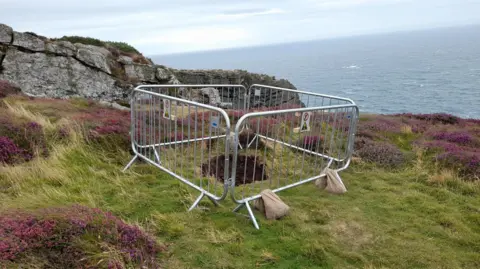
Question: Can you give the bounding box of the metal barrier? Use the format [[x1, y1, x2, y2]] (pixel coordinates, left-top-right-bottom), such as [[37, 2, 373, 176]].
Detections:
[[123, 84, 359, 229], [123, 85, 246, 210]]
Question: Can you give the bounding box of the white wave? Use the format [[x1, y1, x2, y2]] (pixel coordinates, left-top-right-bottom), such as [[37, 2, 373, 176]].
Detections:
[[343, 65, 360, 69]]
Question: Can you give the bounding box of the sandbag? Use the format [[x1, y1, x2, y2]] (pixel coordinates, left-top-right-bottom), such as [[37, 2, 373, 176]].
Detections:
[[254, 189, 290, 220], [315, 168, 347, 194]]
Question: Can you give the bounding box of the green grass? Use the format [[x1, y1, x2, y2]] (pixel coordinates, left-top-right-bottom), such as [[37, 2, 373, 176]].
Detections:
[[55, 36, 139, 54], [1, 99, 479, 268], [1, 139, 479, 268]]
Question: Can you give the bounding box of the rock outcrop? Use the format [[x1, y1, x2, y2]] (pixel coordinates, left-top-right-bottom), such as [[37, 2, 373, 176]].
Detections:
[[172, 69, 295, 89], [0, 23, 300, 107]]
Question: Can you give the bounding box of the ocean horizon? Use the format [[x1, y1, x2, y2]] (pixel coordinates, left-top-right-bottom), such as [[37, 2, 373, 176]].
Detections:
[[152, 25, 480, 119]]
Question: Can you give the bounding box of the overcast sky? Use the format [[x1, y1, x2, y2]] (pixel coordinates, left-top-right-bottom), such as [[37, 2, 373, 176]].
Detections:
[[1, 0, 480, 55]]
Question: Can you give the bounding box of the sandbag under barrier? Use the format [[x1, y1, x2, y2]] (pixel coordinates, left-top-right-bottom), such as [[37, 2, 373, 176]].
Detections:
[[315, 168, 347, 194]]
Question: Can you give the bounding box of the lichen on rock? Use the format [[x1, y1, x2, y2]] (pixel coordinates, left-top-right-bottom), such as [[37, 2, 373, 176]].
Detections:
[[0, 24, 13, 44], [0, 23, 300, 107], [12, 31, 45, 52]]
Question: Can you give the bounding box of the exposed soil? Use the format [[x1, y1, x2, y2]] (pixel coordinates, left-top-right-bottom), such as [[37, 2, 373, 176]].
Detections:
[[237, 129, 265, 149], [202, 154, 268, 185]]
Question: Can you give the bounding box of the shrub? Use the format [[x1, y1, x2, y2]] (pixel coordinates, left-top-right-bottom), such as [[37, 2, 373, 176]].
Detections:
[[187, 111, 211, 124], [227, 110, 246, 121], [396, 113, 460, 125], [252, 103, 303, 112], [25, 121, 49, 158], [184, 111, 228, 128], [55, 37, 142, 59], [419, 140, 463, 153], [358, 116, 403, 134], [249, 118, 280, 136], [57, 127, 70, 140], [74, 109, 131, 149], [357, 140, 405, 167], [162, 132, 186, 142], [0, 114, 48, 162], [437, 151, 480, 180], [57, 36, 104, 47], [0, 136, 24, 164], [403, 118, 430, 133], [297, 135, 324, 152], [131, 54, 151, 65], [430, 131, 477, 146], [176, 116, 198, 129], [0, 205, 164, 268], [0, 80, 21, 98], [354, 137, 370, 151], [106, 41, 140, 54]]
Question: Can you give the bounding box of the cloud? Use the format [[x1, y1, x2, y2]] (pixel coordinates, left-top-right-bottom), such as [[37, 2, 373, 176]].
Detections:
[[217, 8, 285, 19], [306, 0, 411, 10], [1, 0, 479, 54], [133, 26, 252, 54]]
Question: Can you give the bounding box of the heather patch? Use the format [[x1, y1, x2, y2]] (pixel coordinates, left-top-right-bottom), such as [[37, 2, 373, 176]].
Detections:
[[356, 139, 405, 167], [0, 205, 164, 268]]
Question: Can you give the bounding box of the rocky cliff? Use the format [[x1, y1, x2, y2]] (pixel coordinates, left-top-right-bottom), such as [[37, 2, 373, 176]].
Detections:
[[0, 23, 298, 106]]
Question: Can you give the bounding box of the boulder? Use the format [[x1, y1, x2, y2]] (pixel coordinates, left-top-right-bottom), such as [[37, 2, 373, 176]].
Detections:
[[0, 48, 126, 101], [46, 41, 76, 57], [172, 69, 296, 89], [0, 24, 13, 44], [98, 100, 130, 111], [118, 55, 133, 65], [12, 32, 45, 52], [172, 69, 301, 108], [250, 87, 304, 108], [124, 64, 157, 82], [168, 73, 181, 85], [75, 43, 112, 74], [155, 66, 170, 81], [193, 87, 221, 106]]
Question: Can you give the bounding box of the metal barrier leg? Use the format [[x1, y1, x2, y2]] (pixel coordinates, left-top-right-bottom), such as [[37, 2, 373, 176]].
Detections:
[[188, 192, 219, 211], [245, 202, 260, 230], [151, 146, 161, 164], [188, 192, 205, 211], [122, 155, 138, 172], [246, 134, 258, 149], [207, 195, 220, 207], [233, 203, 245, 212], [233, 202, 260, 229]]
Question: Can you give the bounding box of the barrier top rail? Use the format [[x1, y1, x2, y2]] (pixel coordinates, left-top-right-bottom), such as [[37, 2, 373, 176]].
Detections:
[[248, 84, 357, 105], [135, 84, 247, 90], [131, 88, 233, 122]]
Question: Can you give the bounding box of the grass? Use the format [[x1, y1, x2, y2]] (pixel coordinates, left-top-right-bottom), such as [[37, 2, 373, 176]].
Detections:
[[1, 96, 480, 268], [52, 36, 151, 65], [55, 36, 140, 54]]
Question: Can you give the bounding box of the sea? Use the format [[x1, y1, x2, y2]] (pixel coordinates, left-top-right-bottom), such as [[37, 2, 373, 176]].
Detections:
[[152, 25, 480, 119]]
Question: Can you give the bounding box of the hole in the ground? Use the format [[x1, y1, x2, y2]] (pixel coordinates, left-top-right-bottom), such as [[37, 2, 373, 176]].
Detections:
[[237, 129, 265, 149], [201, 154, 268, 185]]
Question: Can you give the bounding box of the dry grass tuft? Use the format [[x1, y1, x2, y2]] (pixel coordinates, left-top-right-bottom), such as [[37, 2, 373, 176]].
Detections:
[[3, 101, 54, 131], [400, 124, 413, 134], [256, 250, 279, 266], [205, 227, 244, 245], [327, 220, 373, 250], [428, 169, 456, 184]]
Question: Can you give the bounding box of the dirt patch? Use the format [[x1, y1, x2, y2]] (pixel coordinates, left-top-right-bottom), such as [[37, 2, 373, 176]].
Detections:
[[327, 220, 372, 250], [202, 154, 268, 185], [238, 129, 265, 149]]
